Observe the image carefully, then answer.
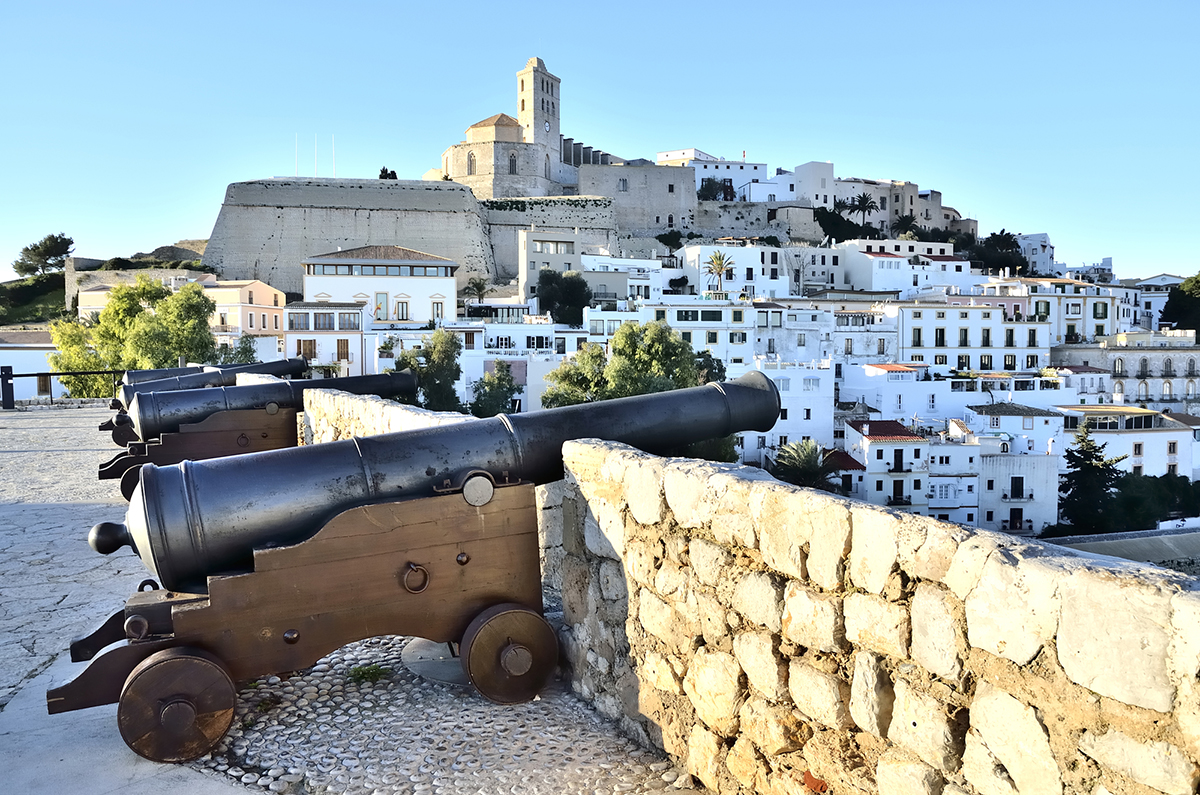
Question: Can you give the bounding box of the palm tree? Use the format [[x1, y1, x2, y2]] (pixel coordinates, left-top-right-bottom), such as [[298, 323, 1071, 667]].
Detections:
[[704, 251, 733, 293], [849, 191, 880, 229], [892, 213, 919, 236], [772, 439, 845, 494], [465, 276, 492, 305], [833, 197, 851, 216]]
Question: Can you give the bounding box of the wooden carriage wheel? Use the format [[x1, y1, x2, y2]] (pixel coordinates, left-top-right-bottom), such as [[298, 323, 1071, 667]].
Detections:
[[117, 647, 236, 763], [460, 603, 557, 705]]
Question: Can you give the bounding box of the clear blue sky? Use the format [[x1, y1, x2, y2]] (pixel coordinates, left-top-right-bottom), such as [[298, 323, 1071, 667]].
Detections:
[[2, 0, 1196, 284]]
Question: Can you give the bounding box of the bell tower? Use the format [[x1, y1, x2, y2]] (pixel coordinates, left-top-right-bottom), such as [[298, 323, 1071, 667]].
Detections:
[[517, 57, 560, 152]]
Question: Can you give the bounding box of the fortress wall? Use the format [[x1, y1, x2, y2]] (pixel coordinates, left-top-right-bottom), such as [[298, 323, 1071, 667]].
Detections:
[[691, 201, 820, 243], [296, 390, 1200, 795], [202, 179, 495, 294], [482, 197, 619, 281], [559, 440, 1200, 795]]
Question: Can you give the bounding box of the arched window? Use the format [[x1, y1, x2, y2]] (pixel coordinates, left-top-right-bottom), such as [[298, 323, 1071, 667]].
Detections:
[[508, 153, 517, 175], [667, 214, 675, 228], [1113, 357, 1124, 375], [1188, 380, 1196, 397], [544, 155, 550, 179], [1164, 381, 1173, 398], [1190, 358, 1197, 376], [1140, 357, 1149, 377], [1165, 357, 1175, 376], [1138, 381, 1149, 399], [1001, 442, 1010, 453], [466, 152, 476, 176], [1114, 380, 1124, 394], [521, 99, 525, 112]]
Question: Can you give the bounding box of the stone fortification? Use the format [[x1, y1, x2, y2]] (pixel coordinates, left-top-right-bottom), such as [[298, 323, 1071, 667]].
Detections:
[[480, 196, 619, 280], [692, 201, 822, 243], [300, 390, 1200, 795], [201, 178, 495, 294], [70, 268, 212, 313]]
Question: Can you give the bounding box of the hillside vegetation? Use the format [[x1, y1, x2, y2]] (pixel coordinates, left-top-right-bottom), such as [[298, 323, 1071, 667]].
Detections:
[[0, 272, 66, 325]]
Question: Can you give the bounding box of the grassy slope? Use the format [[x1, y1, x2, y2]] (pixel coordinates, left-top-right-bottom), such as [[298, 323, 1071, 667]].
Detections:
[[0, 274, 66, 326]]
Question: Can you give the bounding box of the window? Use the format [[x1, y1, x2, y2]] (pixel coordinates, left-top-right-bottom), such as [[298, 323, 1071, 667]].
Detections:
[[1005, 329, 1015, 347], [395, 301, 409, 321], [36, 373, 51, 396], [934, 328, 946, 347], [273, 294, 279, 307], [509, 153, 517, 175], [1133, 465, 1143, 476], [845, 338, 853, 355], [667, 214, 674, 228], [701, 310, 722, 321], [729, 332, 747, 344], [1169, 441, 1178, 455], [273, 315, 279, 330], [876, 480, 884, 492], [1094, 303, 1108, 319], [336, 339, 350, 361], [878, 339, 886, 355], [1028, 329, 1037, 347], [1023, 417, 1034, 430], [1169, 464, 1178, 476], [248, 313, 255, 329], [1134, 443, 1144, 456], [958, 329, 969, 346], [981, 328, 991, 347], [297, 339, 316, 360], [288, 312, 310, 331], [467, 152, 476, 176], [339, 312, 360, 330], [432, 301, 444, 320], [681, 331, 692, 343], [990, 416, 1001, 428], [618, 178, 628, 192], [934, 355, 947, 365], [804, 408, 812, 420], [986, 511, 994, 522], [668, 183, 675, 193], [1004, 355, 1017, 370], [676, 310, 698, 322], [732, 310, 743, 323], [877, 449, 884, 460], [958, 355, 970, 370], [912, 328, 923, 347], [980, 354, 993, 370], [706, 331, 718, 344], [1026, 355, 1039, 368], [313, 312, 335, 330], [913, 311, 922, 319]]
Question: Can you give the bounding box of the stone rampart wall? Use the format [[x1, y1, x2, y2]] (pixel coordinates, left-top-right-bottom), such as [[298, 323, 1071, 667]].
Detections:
[[558, 440, 1200, 795], [294, 390, 1200, 795], [481, 197, 618, 281]]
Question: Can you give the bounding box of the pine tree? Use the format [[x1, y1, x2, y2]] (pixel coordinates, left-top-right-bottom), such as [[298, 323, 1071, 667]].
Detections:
[[1059, 424, 1128, 534]]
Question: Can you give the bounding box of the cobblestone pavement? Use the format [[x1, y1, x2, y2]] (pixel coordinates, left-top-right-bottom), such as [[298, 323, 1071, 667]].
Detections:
[[0, 406, 686, 794]]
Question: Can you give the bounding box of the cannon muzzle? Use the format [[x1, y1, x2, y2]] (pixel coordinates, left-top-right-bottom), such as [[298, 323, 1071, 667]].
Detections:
[[124, 370, 418, 442], [93, 372, 779, 591], [114, 358, 309, 409], [121, 365, 208, 386]]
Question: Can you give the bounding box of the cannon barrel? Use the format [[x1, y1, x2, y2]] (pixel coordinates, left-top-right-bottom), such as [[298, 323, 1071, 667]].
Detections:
[[125, 371, 419, 442], [91, 372, 780, 591], [121, 365, 208, 385], [115, 358, 309, 409]]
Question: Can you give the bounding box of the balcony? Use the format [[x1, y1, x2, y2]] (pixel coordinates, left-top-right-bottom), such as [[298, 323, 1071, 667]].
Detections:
[[212, 325, 241, 334], [1001, 492, 1033, 502], [887, 465, 912, 474], [886, 496, 912, 507]]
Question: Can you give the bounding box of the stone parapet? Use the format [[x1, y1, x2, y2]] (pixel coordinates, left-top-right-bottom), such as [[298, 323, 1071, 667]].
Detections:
[[559, 439, 1200, 795]]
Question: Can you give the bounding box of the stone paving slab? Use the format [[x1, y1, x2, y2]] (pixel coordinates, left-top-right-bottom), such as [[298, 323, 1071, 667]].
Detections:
[[0, 407, 685, 795]]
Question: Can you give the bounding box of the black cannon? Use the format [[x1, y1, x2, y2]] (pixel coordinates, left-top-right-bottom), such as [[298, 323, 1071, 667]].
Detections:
[[99, 371, 419, 500], [109, 357, 310, 412], [121, 365, 208, 386], [50, 373, 779, 763]]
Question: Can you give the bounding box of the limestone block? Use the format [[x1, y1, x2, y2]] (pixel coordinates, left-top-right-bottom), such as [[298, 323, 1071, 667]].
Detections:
[[687, 724, 726, 792], [733, 631, 787, 701], [781, 581, 845, 653], [911, 583, 964, 680], [876, 748, 944, 795], [582, 498, 626, 560], [689, 538, 731, 588], [640, 650, 683, 695], [732, 571, 784, 632], [563, 439, 614, 491], [943, 533, 1004, 600], [788, 660, 852, 730], [844, 593, 910, 659], [694, 588, 729, 646], [726, 736, 768, 791], [623, 454, 666, 526], [805, 493, 854, 590], [751, 481, 810, 581], [889, 680, 962, 773], [625, 537, 659, 588], [963, 683, 1061, 795], [598, 559, 627, 602], [654, 559, 689, 598], [1078, 729, 1199, 795], [896, 514, 962, 582], [536, 480, 566, 510], [1057, 566, 1174, 713], [639, 588, 684, 650], [561, 555, 591, 627], [849, 651, 894, 738], [739, 697, 810, 755], [964, 548, 1060, 666], [537, 502, 564, 549], [664, 460, 720, 529], [682, 649, 744, 736], [1171, 589, 1200, 757], [849, 504, 899, 594], [709, 469, 774, 549]]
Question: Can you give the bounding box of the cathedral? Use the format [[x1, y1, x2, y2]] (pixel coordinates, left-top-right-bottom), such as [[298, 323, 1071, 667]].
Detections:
[[430, 58, 621, 199]]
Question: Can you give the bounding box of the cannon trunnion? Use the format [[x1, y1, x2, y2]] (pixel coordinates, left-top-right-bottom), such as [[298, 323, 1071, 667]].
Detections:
[[52, 373, 780, 763]]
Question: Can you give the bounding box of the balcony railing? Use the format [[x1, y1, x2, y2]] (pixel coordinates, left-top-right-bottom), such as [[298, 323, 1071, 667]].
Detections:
[[887, 465, 912, 473], [212, 325, 241, 334], [1001, 492, 1033, 502], [886, 496, 912, 507]]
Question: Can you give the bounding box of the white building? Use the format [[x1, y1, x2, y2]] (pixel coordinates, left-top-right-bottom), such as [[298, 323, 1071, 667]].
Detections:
[[301, 246, 458, 330], [656, 149, 769, 195], [284, 302, 366, 376], [839, 240, 979, 299], [896, 304, 1053, 377], [1134, 274, 1184, 331], [1058, 405, 1194, 479], [843, 419, 928, 514], [1015, 233, 1057, 276]]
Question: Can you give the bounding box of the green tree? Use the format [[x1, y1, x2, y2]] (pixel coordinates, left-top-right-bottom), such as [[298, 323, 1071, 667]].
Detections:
[[832, 197, 851, 215], [12, 233, 73, 277], [694, 349, 726, 384], [966, 228, 1027, 276], [469, 360, 520, 417], [156, 282, 217, 365], [541, 322, 735, 462], [1160, 277, 1200, 332], [536, 269, 592, 325], [92, 276, 172, 366], [464, 276, 493, 305], [215, 334, 260, 365], [379, 167, 397, 179], [772, 439, 844, 494], [47, 319, 112, 397], [848, 192, 880, 228], [704, 251, 733, 292], [697, 178, 723, 201], [396, 328, 463, 412], [1059, 423, 1129, 534]]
